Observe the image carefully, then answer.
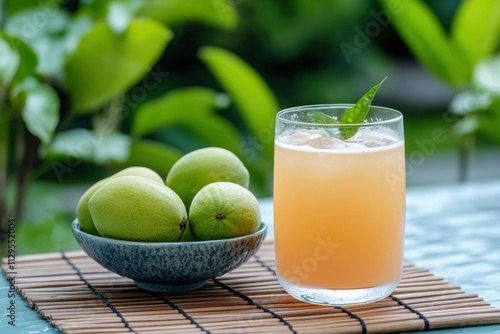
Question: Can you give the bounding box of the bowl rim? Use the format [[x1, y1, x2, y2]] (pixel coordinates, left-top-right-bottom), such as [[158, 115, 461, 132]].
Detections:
[[71, 219, 267, 245]]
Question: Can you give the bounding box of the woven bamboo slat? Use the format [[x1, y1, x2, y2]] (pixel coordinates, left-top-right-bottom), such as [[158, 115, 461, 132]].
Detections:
[[3, 240, 500, 334]]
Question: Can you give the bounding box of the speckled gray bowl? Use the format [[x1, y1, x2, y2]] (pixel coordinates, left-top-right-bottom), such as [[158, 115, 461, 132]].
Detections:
[[71, 219, 267, 292]]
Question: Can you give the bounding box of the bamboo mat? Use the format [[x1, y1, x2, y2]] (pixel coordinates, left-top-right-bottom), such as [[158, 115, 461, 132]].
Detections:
[[3, 240, 500, 334]]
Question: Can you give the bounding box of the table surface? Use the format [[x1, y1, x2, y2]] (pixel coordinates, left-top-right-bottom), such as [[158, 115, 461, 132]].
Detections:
[[1, 179, 500, 334]]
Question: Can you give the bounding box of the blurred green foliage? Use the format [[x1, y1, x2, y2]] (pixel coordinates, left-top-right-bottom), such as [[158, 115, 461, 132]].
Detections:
[[0, 0, 280, 240], [0, 0, 286, 257], [379, 0, 500, 182], [379, 0, 500, 146], [1, 0, 499, 254]]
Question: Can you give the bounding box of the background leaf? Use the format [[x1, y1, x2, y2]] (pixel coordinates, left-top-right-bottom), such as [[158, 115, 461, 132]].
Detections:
[[120, 139, 182, 177], [199, 46, 279, 160], [45, 129, 131, 164], [449, 90, 491, 116], [0, 32, 20, 87], [132, 87, 220, 136], [378, 0, 467, 87], [9, 36, 38, 86], [13, 78, 60, 145], [473, 55, 500, 96], [5, 0, 63, 16], [107, 2, 133, 34], [63, 14, 95, 55], [477, 99, 500, 142], [64, 18, 171, 114], [136, 0, 238, 30], [5, 7, 71, 77], [182, 114, 241, 154], [451, 0, 500, 74]]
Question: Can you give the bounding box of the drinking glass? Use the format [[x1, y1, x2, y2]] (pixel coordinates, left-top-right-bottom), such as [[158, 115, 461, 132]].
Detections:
[[273, 104, 405, 306]]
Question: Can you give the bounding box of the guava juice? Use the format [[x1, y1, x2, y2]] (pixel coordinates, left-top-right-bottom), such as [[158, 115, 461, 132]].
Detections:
[[274, 129, 405, 293]]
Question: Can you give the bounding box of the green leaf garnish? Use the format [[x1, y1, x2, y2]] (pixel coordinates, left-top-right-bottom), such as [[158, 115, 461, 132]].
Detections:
[[340, 77, 387, 139], [313, 111, 337, 124]]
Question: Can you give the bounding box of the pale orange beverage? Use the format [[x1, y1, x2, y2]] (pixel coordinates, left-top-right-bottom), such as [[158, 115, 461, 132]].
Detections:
[[273, 104, 405, 306]]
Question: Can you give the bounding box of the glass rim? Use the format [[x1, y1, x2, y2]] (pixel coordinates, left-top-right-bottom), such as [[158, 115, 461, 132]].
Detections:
[[276, 104, 403, 128]]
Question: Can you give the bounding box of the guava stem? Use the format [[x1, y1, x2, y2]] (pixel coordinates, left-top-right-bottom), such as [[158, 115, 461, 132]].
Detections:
[[179, 219, 187, 230]]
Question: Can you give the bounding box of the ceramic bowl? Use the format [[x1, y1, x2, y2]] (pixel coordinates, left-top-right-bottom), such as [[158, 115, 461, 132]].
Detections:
[[71, 219, 267, 292]]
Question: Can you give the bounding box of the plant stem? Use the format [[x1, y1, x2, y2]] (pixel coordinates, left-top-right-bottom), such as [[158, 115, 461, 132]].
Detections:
[[0, 101, 9, 256], [94, 96, 123, 134], [458, 134, 475, 182], [13, 118, 33, 220]]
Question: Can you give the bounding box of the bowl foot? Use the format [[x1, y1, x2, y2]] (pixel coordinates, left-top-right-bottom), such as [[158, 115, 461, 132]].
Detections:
[[135, 280, 207, 292]]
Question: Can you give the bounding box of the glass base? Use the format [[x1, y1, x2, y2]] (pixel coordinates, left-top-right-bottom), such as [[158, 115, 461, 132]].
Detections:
[[277, 275, 399, 306]]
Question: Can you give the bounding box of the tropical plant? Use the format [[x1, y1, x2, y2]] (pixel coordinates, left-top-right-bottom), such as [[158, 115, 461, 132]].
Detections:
[[0, 0, 278, 251], [379, 0, 500, 180]]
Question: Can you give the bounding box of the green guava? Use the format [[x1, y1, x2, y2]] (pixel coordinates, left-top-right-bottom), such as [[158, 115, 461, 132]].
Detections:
[[188, 182, 260, 241]]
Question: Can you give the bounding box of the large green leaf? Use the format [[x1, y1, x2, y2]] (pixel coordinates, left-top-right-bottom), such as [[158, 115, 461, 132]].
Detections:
[[45, 129, 131, 164], [199, 46, 279, 160], [0, 32, 20, 87], [64, 18, 171, 114], [451, 0, 500, 73], [136, 0, 238, 30], [378, 0, 467, 88], [11, 77, 59, 145], [183, 114, 241, 155], [121, 139, 182, 177], [132, 87, 221, 136]]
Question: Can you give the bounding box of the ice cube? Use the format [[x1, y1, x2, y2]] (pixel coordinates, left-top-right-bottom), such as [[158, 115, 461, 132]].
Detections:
[[348, 130, 398, 148], [308, 136, 347, 149], [282, 130, 324, 145]]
